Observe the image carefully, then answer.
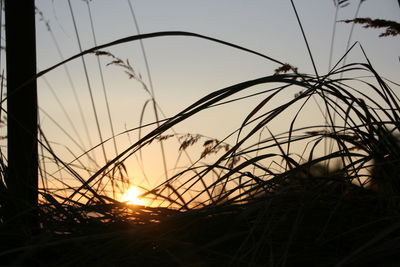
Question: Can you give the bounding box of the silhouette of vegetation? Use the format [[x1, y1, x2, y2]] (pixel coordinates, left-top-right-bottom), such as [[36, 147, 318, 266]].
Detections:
[[1, 1, 400, 266], [342, 18, 400, 37]]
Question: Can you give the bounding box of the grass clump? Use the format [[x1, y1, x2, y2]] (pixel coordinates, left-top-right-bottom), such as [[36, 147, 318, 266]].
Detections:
[[3, 45, 399, 265], [1, 3, 400, 266]]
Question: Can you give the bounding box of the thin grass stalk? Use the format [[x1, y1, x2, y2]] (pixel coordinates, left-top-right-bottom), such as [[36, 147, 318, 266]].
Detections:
[[85, 1, 118, 157], [321, 44, 359, 164], [152, 101, 214, 201], [61, 144, 96, 179], [328, 0, 366, 158], [38, 108, 97, 165], [291, 0, 349, 169], [41, 77, 86, 150], [127, 0, 169, 185], [36, 135, 105, 204], [0, 70, 3, 143], [342, 0, 365, 70], [48, 117, 169, 183], [290, 0, 319, 79], [85, 0, 121, 197], [36, 7, 90, 154], [38, 117, 49, 193], [326, 1, 342, 162], [284, 89, 317, 168], [18, 31, 284, 93], [328, 4, 340, 72], [67, 0, 107, 164]]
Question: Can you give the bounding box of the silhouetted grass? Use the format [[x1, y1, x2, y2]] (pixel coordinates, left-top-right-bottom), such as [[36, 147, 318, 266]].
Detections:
[[1, 3, 400, 266]]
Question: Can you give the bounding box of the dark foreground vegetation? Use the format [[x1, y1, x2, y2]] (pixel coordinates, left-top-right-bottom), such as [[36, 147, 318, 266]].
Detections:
[[1, 177, 400, 266], [1, 49, 400, 266], [1, 0, 400, 266]]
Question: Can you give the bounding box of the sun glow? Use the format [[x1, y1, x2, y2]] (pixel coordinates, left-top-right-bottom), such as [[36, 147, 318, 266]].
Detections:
[[121, 186, 146, 206]]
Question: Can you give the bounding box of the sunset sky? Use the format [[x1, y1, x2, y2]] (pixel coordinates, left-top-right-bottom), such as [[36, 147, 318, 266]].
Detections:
[[23, 0, 400, 192]]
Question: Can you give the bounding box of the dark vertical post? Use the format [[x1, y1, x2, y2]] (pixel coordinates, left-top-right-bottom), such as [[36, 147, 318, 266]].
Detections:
[[4, 0, 38, 229]]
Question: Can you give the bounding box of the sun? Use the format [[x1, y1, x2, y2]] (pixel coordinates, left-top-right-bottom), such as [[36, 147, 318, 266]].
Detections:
[[121, 186, 146, 206]]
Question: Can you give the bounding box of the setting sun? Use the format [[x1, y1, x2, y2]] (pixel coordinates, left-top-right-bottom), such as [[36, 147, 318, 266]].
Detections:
[[121, 186, 146, 206]]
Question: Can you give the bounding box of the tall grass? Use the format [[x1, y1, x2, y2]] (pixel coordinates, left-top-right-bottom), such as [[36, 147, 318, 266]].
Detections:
[[1, 1, 400, 266]]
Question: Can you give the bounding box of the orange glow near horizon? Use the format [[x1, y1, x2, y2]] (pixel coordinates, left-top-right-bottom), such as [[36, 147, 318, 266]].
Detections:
[[121, 186, 146, 206]]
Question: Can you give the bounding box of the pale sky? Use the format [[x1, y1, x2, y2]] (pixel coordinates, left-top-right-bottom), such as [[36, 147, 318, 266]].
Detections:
[[13, 0, 400, 193]]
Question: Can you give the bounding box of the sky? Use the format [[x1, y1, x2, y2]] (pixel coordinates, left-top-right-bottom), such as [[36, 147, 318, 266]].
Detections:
[[9, 0, 399, 197]]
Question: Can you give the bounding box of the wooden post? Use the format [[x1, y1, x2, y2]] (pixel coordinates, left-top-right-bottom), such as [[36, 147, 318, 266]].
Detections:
[[4, 0, 38, 230]]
